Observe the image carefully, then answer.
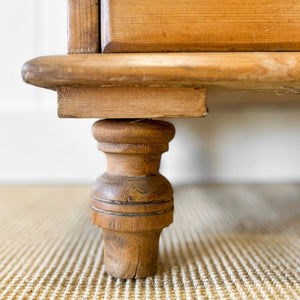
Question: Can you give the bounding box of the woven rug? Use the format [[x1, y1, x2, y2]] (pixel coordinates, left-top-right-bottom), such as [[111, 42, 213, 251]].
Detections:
[[0, 185, 299, 299]]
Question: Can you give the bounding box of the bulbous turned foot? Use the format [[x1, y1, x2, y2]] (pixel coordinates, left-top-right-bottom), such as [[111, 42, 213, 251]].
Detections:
[[90, 119, 175, 279]]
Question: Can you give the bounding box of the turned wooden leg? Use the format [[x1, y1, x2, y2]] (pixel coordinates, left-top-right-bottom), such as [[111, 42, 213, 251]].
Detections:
[[90, 119, 175, 279]]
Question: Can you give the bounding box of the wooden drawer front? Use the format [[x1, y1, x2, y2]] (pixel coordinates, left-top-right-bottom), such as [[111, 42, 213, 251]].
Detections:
[[102, 0, 300, 53]]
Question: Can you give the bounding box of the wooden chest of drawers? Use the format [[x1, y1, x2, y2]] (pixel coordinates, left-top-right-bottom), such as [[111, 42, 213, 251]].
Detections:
[[23, 0, 300, 279]]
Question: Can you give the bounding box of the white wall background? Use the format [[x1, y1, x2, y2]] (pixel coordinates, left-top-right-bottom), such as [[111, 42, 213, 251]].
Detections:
[[1, 1, 300, 186]]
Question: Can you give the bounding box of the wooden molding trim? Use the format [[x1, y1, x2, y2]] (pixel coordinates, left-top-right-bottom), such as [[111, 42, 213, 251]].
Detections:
[[57, 86, 207, 118], [23, 53, 300, 93]]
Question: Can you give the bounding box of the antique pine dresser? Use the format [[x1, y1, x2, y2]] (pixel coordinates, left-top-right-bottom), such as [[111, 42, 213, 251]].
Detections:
[[22, 0, 300, 279]]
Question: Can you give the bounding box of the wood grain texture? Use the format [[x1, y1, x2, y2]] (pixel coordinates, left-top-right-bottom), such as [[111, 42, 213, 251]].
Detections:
[[68, 0, 99, 53], [23, 53, 300, 93], [90, 119, 175, 279], [102, 0, 300, 52], [57, 86, 207, 118]]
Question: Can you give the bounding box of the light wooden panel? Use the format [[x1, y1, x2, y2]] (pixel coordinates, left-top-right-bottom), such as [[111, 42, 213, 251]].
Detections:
[[101, 0, 300, 52], [68, 0, 99, 53], [57, 86, 207, 118]]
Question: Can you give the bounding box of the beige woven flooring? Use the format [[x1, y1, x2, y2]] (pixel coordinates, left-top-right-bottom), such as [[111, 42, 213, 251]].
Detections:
[[0, 185, 299, 299]]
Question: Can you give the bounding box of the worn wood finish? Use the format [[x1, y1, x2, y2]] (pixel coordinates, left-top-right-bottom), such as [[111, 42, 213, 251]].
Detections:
[[68, 0, 99, 53], [22, 53, 300, 93], [102, 0, 300, 53], [90, 119, 175, 279], [57, 86, 207, 118]]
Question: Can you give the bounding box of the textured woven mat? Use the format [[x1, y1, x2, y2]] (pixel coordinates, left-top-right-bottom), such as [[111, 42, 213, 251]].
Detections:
[[0, 185, 299, 299]]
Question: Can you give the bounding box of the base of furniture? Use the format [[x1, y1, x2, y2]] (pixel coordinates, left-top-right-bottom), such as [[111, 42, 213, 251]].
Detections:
[[90, 119, 175, 279]]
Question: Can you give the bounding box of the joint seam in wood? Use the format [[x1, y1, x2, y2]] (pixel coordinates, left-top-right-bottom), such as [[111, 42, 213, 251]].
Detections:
[[90, 195, 173, 205], [90, 204, 173, 217]]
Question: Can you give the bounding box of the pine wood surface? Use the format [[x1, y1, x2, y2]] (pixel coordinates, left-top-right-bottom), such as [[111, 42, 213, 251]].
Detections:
[[57, 86, 207, 118], [23, 53, 300, 93], [68, 0, 99, 53], [21, 0, 300, 284], [101, 0, 300, 53], [90, 119, 175, 279]]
